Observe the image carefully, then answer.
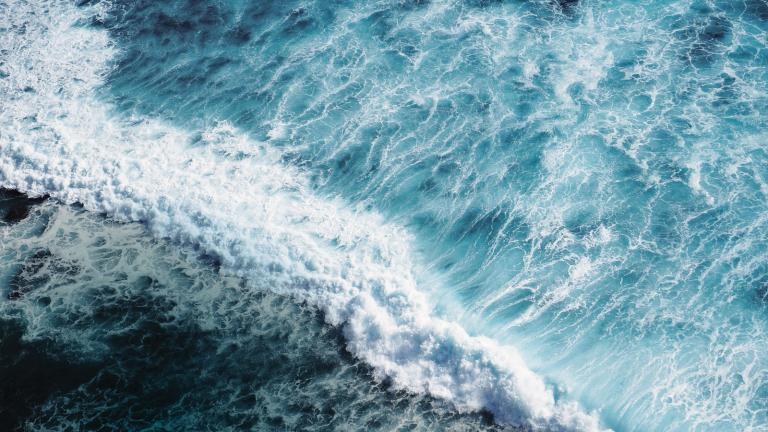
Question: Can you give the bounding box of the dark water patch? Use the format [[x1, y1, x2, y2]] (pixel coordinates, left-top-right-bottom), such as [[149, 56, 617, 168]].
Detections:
[[666, 11, 733, 67], [451, 206, 516, 242], [153, 12, 195, 35], [280, 7, 321, 36], [0, 188, 46, 224], [0, 202, 520, 431], [8, 249, 52, 300], [463, 0, 507, 8], [554, 0, 579, 14], [397, 0, 432, 11], [564, 206, 599, 238], [747, 0, 768, 20], [0, 318, 102, 432], [224, 24, 251, 45], [690, 15, 732, 66], [717, 0, 768, 23], [746, 263, 768, 309]]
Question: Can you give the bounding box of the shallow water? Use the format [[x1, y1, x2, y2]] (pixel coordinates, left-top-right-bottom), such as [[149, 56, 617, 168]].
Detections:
[[2, 0, 768, 430]]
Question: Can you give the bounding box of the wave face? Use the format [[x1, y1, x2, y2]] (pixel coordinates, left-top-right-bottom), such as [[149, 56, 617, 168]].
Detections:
[[2, 0, 768, 430]]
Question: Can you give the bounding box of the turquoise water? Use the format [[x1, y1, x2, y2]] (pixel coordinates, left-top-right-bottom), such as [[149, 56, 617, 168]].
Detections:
[[3, 0, 768, 430]]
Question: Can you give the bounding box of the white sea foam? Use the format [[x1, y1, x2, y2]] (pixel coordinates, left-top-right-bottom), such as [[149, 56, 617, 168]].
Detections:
[[0, 1, 605, 430]]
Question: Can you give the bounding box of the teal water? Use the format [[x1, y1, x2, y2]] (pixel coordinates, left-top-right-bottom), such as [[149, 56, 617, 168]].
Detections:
[[3, 0, 768, 430]]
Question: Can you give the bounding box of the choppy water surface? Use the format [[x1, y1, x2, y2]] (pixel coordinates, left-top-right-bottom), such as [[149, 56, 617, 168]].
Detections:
[[1, 195, 514, 431], [2, 0, 768, 430]]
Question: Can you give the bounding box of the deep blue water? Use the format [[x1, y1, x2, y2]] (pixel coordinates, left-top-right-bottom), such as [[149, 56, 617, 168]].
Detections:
[[3, 0, 768, 430]]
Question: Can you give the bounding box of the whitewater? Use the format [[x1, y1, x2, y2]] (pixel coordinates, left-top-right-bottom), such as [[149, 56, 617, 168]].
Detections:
[[2, 0, 768, 430]]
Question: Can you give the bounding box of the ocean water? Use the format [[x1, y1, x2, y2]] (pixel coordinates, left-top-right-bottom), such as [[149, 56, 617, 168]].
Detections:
[[1, 0, 768, 430], [0, 194, 514, 431]]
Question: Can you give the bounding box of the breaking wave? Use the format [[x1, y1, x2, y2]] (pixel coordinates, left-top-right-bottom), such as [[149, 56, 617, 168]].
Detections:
[[0, 1, 601, 430]]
